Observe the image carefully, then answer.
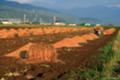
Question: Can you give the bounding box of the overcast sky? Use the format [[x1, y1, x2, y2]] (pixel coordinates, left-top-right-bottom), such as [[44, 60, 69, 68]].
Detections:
[[7, 0, 120, 9]]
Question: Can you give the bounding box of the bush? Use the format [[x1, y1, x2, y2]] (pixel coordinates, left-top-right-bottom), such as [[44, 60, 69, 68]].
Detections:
[[99, 43, 113, 63]]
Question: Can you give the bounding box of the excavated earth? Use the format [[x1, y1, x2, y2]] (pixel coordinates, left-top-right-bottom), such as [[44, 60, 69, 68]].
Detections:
[[0, 27, 117, 80]]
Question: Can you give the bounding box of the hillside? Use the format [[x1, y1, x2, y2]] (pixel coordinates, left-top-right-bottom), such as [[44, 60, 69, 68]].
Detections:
[[61, 6, 120, 25], [0, 0, 100, 24]]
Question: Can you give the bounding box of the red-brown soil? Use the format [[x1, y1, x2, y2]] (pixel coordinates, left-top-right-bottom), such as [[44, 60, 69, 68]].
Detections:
[[5, 42, 62, 64], [0, 27, 92, 38], [0, 27, 117, 80], [53, 28, 116, 48], [53, 33, 98, 48]]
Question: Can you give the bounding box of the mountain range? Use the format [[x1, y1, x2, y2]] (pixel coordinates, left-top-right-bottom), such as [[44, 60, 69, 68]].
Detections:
[[0, 0, 101, 24], [0, 0, 120, 25], [62, 6, 120, 25]]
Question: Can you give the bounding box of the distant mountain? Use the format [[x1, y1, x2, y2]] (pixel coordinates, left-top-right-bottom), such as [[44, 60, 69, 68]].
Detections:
[[0, 0, 56, 12], [0, 0, 100, 24], [62, 6, 120, 25]]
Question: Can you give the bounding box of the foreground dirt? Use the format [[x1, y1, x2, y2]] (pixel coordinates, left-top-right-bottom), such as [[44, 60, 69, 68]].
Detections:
[[0, 27, 117, 80]]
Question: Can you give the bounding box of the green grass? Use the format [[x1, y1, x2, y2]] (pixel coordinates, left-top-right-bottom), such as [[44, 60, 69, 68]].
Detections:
[[100, 31, 120, 79]]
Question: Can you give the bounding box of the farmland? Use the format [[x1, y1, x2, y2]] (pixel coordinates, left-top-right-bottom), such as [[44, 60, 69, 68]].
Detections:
[[0, 25, 119, 80]]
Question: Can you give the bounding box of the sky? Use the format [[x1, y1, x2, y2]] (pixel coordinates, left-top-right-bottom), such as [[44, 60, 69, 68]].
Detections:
[[7, 0, 120, 9]]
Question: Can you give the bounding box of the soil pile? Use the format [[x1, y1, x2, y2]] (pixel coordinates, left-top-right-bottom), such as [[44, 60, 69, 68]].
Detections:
[[53, 33, 98, 48], [53, 28, 116, 48], [5, 42, 60, 64], [0, 27, 91, 38], [104, 28, 116, 35], [17, 28, 31, 37], [0, 29, 17, 38]]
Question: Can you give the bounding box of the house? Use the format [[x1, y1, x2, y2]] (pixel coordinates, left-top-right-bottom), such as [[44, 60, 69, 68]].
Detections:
[[85, 23, 91, 26], [96, 24, 101, 26], [1, 20, 13, 25], [54, 22, 66, 26], [0, 18, 22, 24], [68, 24, 77, 26]]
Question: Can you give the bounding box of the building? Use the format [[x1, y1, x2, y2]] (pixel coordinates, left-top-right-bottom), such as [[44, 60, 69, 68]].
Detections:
[[0, 18, 22, 24], [85, 23, 91, 26], [68, 24, 77, 26], [54, 22, 66, 26], [96, 24, 101, 26], [1, 20, 13, 25]]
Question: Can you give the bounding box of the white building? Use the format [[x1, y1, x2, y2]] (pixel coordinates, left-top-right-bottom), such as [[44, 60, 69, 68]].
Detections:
[[1, 20, 13, 25], [96, 24, 101, 26], [85, 23, 91, 26], [68, 24, 77, 26], [0, 18, 22, 24], [54, 22, 66, 26]]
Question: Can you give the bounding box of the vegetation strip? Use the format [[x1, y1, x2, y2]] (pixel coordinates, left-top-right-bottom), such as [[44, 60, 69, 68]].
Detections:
[[100, 30, 120, 80]]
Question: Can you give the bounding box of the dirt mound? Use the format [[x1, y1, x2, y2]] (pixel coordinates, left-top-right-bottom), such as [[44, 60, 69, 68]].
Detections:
[[0, 29, 18, 38], [104, 28, 116, 35], [5, 42, 62, 64], [53, 37, 81, 48], [53, 28, 116, 48], [17, 28, 31, 37], [0, 27, 91, 39], [28, 43, 58, 63], [53, 33, 99, 48], [0, 29, 8, 38], [82, 33, 99, 40]]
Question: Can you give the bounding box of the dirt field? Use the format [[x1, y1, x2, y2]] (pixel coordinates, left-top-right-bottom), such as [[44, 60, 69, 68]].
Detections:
[[0, 27, 117, 80]]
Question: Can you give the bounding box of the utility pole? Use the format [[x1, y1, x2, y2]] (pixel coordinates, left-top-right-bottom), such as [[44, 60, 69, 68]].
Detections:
[[23, 14, 26, 23], [53, 16, 56, 24], [33, 14, 38, 23], [39, 17, 42, 24]]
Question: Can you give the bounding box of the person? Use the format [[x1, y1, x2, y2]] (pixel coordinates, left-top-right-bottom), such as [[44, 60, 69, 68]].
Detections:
[[94, 26, 103, 36]]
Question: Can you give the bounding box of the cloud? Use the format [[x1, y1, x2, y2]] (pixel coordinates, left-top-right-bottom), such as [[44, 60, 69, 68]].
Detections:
[[7, 0, 33, 4]]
